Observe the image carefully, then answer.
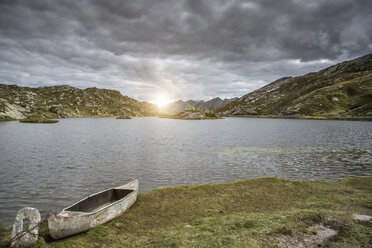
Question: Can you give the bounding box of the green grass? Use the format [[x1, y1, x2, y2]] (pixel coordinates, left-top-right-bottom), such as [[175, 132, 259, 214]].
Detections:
[[0, 116, 16, 121], [116, 115, 132, 119], [1, 177, 371, 247], [19, 116, 59, 123], [226, 115, 372, 121], [19, 119, 59, 123]]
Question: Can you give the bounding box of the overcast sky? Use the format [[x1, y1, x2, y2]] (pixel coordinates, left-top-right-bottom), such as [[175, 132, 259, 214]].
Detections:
[[0, 0, 371, 102]]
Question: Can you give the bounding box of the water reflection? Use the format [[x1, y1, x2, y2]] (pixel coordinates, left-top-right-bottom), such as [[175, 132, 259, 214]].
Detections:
[[0, 117, 371, 226]]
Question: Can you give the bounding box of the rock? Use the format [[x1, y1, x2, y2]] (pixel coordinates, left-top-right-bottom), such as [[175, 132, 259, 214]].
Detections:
[[353, 213, 372, 224], [184, 112, 204, 119], [2, 102, 26, 119], [332, 97, 339, 102], [11, 207, 41, 247], [278, 223, 338, 248], [243, 109, 258, 115], [304, 224, 338, 246]]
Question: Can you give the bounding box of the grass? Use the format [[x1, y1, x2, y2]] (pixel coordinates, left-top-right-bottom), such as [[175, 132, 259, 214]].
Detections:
[[0, 116, 16, 121], [116, 115, 132, 119], [19, 116, 59, 123], [227, 115, 372, 121], [19, 119, 59, 123], [0, 177, 371, 247]]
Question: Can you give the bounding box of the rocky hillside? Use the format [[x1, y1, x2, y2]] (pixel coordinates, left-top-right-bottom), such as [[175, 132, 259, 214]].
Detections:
[[163, 97, 237, 113], [0, 84, 158, 120], [217, 54, 372, 117]]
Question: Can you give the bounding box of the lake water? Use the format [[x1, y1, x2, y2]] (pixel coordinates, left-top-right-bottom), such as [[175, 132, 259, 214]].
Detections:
[[0, 117, 371, 226]]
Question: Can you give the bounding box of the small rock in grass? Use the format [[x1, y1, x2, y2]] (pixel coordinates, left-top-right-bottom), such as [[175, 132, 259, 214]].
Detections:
[[353, 213, 372, 224]]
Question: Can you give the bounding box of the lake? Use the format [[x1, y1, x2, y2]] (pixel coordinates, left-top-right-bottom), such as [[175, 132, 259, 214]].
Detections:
[[0, 117, 371, 226]]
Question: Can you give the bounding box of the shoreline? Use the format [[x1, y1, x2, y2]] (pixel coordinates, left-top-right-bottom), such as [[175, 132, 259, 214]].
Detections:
[[0, 115, 160, 122], [2, 114, 372, 122], [224, 114, 372, 121], [1, 176, 371, 247]]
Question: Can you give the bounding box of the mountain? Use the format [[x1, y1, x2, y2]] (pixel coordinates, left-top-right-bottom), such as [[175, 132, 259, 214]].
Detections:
[[217, 54, 372, 117], [0, 84, 159, 120], [163, 97, 238, 113]]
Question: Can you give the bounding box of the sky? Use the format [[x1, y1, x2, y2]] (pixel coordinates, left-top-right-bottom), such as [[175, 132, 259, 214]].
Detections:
[[0, 0, 371, 103]]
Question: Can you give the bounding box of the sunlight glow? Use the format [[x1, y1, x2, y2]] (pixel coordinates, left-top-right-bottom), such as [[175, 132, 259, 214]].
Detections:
[[155, 95, 171, 108]]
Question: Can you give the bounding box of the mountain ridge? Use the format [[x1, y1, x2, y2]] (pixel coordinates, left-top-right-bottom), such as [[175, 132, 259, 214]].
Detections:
[[0, 84, 159, 120], [1, 54, 371, 120], [216, 53, 372, 117], [163, 97, 238, 113]]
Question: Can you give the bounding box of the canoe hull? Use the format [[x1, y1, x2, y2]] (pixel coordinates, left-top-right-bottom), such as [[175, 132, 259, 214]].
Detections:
[[48, 179, 138, 239]]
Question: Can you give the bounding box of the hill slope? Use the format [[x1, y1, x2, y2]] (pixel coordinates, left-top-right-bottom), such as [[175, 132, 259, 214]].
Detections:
[[217, 54, 372, 117], [0, 84, 158, 120]]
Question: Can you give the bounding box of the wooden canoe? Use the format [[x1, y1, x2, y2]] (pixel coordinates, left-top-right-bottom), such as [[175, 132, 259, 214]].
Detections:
[[48, 178, 138, 239]]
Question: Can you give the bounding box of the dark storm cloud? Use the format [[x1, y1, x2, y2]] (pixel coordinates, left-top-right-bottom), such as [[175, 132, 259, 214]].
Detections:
[[0, 0, 371, 101]]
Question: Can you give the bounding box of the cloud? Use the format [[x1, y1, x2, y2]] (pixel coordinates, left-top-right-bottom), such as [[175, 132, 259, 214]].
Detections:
[[0, 0, 371, 101]]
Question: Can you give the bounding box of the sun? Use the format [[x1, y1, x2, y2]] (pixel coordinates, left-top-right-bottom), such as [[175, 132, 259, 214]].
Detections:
[[154, 95, 171, 108]]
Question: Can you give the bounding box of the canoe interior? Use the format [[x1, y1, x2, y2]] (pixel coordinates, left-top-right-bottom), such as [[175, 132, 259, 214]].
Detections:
[[66, 189, 134, 213]]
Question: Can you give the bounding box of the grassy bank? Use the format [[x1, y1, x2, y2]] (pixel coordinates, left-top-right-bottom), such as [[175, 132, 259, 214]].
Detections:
[[0, 116, 16, 122], [226, 115, 372, 121], [1, 177, 371, 247], [17, 115, 59, 123]]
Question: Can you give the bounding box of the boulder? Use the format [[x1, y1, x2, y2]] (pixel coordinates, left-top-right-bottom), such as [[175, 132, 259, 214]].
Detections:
[[11, 207, 41, 247], [184, 112, 204, 119]]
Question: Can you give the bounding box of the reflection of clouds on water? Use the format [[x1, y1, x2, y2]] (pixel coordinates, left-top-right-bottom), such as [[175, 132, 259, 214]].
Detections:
[[211, 146, 372, 181]]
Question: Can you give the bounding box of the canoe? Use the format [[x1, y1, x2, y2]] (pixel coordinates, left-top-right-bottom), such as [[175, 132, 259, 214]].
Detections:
[[48, 178, 138, 239]]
